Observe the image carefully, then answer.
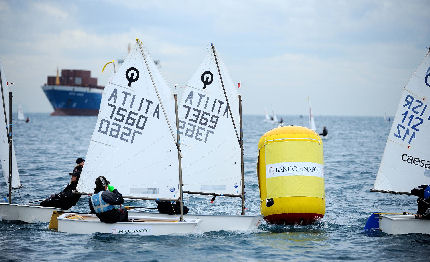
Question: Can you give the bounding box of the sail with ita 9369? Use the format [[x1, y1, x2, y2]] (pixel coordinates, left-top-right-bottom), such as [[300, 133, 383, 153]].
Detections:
[[77, 40, 180, 200], [373, 49, 430, 193], [178, 44, 242, 196]]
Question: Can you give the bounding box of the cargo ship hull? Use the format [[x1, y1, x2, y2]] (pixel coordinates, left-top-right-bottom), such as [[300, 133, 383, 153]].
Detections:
[[42, 85, 103, 116]]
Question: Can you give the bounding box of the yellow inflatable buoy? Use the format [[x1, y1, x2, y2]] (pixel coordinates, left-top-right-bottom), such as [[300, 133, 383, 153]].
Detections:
[[257, 126, 325, 225]]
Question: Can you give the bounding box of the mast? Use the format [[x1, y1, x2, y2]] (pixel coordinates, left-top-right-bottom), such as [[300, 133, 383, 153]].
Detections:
[[8, 90, 12, 204], [174, 94, 184, 222], [239, 95, 245, 215]]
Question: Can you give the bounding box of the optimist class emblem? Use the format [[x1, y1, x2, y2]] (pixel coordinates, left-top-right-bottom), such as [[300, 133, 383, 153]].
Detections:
[[126, 67, 139, 87], [201, 71, 213, 89]]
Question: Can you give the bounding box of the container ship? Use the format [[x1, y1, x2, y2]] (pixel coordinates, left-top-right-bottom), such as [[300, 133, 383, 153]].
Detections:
[[42, 69, 104, 116]]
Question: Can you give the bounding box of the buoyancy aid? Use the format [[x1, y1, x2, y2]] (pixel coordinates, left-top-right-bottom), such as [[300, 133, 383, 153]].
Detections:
[[91, 192, 115, 213]]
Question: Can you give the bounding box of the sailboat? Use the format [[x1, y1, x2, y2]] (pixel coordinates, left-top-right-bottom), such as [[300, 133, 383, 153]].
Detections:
[[117, 43, 261, 232], [0, 62, 60, 223], [272, 110, 279, 123], [17, 105, 25, 121], [366, 48, 430, 234], [57, 39, 199, 235], [264, 108, 271, 122], [175, 43, 260, 230], [308, 96, 316, 131]]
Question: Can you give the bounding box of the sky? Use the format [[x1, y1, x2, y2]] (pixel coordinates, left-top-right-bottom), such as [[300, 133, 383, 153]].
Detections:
[[0, 0, 429, 116]]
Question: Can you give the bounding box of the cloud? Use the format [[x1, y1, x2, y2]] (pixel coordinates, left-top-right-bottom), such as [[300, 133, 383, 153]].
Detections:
[[32, 1, 68, 20]]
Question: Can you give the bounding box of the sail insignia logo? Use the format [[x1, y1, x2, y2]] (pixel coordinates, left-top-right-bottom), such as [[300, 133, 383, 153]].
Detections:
[[425, 67, 430, 88]]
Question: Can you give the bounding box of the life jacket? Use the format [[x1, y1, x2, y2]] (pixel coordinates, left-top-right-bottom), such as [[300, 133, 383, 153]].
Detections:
[[91, 192, 115, 213]]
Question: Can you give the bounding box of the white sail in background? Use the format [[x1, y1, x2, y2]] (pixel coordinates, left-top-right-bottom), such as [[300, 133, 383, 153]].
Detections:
[[77, 40, 180, 199], [0, 63, 20, 188], [272, 110, 278, 123], [179, 44, 241, 195], [264, 108, 271, 122], [17, 105, 25, 121], [308, 97, 316, 131], [374, 50, 430, 193]]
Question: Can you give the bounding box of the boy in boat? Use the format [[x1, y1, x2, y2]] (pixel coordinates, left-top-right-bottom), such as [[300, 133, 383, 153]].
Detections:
[[89, 176, 128, 223], [39, 158, 84, 210], [411, 185, 430, 219]]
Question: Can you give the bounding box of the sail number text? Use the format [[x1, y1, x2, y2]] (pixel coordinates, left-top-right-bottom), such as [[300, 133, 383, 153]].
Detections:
[[393, 94, 429, 144], [97, 88, 160, 144], [179, 91, 231, 143]]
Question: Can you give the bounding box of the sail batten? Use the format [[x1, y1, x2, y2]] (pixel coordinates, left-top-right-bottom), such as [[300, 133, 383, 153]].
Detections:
[[77, 40, 179, 199], [179, 44, 242, 195], [373, 50, 430, 193]]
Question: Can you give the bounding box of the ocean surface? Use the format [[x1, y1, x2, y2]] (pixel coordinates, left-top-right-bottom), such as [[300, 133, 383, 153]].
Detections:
[[1, 114, 429, 262]]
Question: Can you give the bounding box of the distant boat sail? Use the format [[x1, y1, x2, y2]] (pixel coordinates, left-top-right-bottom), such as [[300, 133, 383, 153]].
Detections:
[[178, 44, 242, 196], [308, 96, 316, 131], [17, 105, 25, 121], [373, 49, 430, 193], [77, 40, 180, 200], [0, 63, 20, 189]]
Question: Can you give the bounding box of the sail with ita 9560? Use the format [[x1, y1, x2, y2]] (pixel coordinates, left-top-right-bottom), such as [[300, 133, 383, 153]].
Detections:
[[0, 62, 20, 189], [178, 44, 242, 195], [373, 49, 430, 193], [77, 39, 180, 200]]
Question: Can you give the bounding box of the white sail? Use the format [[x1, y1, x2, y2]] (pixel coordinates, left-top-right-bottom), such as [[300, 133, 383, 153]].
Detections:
[[264, 108, 271, 122], [272, 111, 278, 123], [77, 40, 180, 199], [17, 105, 25, 121], [179, 44, 241, 195], [0, 63, 20, 188], [308, 97, 316, 131], [374, 50, 430, 193]]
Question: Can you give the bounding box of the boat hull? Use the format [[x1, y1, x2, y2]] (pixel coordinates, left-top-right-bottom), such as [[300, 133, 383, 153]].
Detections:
[[57, 213, 200, 235], [0, 203, 59, 223], [42, 85, 103, 116], [129, 212, 262, 232], [380, 214, 430, 234]]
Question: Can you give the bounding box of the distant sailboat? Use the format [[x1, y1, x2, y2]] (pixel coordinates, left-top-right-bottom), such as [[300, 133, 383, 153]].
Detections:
[[17, 105, 24, 121], [366, 48, 430, 234], [264, 108, 271, 122], [308, 96, 316, 131]]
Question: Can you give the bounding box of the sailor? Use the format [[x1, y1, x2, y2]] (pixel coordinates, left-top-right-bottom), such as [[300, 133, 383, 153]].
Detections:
[[39, 158, 83, 210], [89, 176, 128, 223], [319, 126, 328, 137], [73, 158, 85, 179], [411, 185, 430, 219]]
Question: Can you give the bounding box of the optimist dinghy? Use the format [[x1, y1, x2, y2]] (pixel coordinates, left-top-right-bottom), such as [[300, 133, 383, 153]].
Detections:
[[132, 43, 262, 232], [57, 39, 200, 235], [0, 62, 60, 223], [366, 48, 430, 234]]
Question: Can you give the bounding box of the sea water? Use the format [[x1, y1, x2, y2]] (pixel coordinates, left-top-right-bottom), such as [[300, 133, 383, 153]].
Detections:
[[0, 114, 429, 261]]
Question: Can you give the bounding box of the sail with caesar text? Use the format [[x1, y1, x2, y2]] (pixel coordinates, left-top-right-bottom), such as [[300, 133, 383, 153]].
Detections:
[[77, 40, 180, 199], [373, 50, 430, 193]]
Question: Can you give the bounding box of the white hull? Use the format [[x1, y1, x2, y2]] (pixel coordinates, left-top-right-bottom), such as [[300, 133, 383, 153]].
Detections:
[[380, 214, 430, 235], [0, 203, 59, 223], [129, 212, 262, 232], [57, 213, 200, 235]]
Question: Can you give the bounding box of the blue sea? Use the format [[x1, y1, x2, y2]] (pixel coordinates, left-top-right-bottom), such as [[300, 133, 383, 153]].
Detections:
[[1, 114, 429, 262]]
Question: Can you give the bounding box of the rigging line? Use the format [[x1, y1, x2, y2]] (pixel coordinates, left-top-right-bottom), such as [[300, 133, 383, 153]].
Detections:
[[211, 43, 240, 145], [137, 39, 176, 144], [0, 70, 9, 135]]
